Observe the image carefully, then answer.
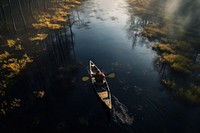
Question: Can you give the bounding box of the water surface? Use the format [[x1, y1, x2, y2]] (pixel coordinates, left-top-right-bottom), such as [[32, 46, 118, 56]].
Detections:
[[71, 0, 200, 132], [1, 0, 200, 133]]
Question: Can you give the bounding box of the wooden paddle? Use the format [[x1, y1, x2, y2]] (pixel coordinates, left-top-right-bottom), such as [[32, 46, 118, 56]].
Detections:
[[82, 73, 115, 81]]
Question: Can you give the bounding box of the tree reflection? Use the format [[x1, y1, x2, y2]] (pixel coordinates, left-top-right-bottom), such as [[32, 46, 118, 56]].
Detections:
[[126, 0, 200, 96], [0, 1, 84, 132]]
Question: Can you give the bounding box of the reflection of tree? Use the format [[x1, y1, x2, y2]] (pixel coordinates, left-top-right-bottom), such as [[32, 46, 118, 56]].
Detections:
[[0, 0, 54, 33], [127, 0, 200, 104], [46, 28, 76, 67], [0, 21, 80, 131], [149, 0, 200, 39], [126, 13, 156, 48], [0, 29, 79, 131], [152, 56, 171, 81], [0, 0, 83, 125]]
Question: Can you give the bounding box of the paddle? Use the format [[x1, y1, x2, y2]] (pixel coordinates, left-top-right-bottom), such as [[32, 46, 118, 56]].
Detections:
[[82, 73, 115, 81], [82, 77, 90, 81]]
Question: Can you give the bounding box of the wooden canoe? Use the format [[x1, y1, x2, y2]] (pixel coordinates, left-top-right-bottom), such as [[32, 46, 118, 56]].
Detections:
[[89, 60, 112, 111]]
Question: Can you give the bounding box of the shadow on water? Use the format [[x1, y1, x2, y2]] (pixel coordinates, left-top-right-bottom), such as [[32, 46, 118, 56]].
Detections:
[[0, 26, 81, 132]]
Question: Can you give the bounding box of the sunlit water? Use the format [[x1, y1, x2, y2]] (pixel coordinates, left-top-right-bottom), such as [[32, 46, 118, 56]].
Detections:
[[70, 0, 200, 133], [2, 0, 200, 133]]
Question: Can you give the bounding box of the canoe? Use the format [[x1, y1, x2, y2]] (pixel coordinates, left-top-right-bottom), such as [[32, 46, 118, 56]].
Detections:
[[89, 60, 112, 111]]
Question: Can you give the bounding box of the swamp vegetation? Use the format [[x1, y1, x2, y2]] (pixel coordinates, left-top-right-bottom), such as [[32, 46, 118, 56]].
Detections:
[[0, 0, 82, 116], [128, 0, 200, 104], [1, 0, 200, 132]]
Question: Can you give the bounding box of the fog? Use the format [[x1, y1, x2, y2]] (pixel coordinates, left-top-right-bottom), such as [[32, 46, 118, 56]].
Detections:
[[161, 0, 200, 37]]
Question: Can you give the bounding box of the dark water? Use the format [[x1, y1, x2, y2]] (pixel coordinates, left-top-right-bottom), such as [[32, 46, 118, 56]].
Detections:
[[1, 0, 200, 133], [70, 0, 200, 133]]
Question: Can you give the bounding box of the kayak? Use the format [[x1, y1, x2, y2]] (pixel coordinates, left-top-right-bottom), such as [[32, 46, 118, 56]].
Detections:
[[89, 60, 112, 111]]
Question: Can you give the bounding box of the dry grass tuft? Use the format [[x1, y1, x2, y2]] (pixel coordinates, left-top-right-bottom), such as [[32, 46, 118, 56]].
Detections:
[[29, 34, 48, 41], [2, 54, 33, 78], [162, 54, 192, 74], [153, 43, 175, 53], [0, 51, 10, 62], [178, 84, 200, 104], [7, 40, 16, 47]]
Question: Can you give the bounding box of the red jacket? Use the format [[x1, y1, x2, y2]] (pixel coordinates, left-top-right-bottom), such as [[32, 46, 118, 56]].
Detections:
[[93, 72, 105, 83]]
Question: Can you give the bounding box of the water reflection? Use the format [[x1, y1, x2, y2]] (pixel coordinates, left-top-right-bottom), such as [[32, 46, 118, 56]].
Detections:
[[2, 0, 200, 132], [126, 11, 157, 48], [0, 23, 80, 132], [26, 27, 78, 93]]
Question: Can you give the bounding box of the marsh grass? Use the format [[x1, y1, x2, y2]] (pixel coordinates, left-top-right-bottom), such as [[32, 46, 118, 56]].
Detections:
[[129, 0, 200, 104], [178, 84, 200, 104], [29, 34, 48, 41], [0, 0, 82, 116], [0, 51, 10, 62], [153, 43, 175, 53], [32, 0, 81, 30], [144, 25, 200, 104], [0, 39, 32, 115], [162, 54, 192, 75], [0, 98, 21, 115], [162, 80, 176, 91], [2, 53, 33, 78], [7, 40, 16, 47], [141, 24, 168, 39], [142, 24, 198, 75]]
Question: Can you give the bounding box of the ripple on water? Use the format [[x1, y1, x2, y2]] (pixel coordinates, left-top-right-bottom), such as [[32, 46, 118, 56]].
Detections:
[[112, 95, 134, 125]]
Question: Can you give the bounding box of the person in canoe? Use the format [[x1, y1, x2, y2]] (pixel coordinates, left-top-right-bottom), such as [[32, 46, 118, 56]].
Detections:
[[92, 70, 105, 85]]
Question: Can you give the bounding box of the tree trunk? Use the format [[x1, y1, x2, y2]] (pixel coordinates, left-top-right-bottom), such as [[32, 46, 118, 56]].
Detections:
[[8, 0, 17, 31], [1, 0, 8, 30], [17, 0, 28, 31], [29, 0, 34, 18]]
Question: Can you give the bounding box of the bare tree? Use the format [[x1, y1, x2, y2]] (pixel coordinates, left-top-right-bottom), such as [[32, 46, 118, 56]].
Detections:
[[17, 0, 27, 30], [8, 0, 16, 31]]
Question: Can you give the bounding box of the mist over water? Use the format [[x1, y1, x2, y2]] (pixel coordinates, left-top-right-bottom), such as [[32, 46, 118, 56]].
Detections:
[[1, 0, 200, 132], [159, 0, 200, 37]]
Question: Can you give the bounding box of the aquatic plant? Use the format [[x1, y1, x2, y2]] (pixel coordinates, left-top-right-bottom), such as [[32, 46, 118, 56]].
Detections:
[[162, 80, 176, 90], [178, 84, 200, 104], [141, 24, 168, 40], [130, 0, 200, 105], [0, 51, 10, 62], [0, 101, 8, 115], [0, 98, 21, 115], [7, 40, 16, 47], [2, 53, 33, 78], [0, 0, 82, 117], [29, 34, 48, 41], [162, 54, 192, 74], [32, 0, 80, 30], [153, 43, 175, 53], [15, 44, 23, 50], [10, 98, 21, 108]]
